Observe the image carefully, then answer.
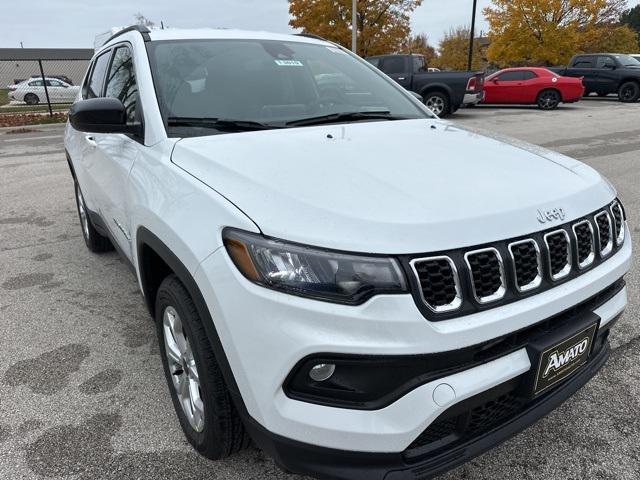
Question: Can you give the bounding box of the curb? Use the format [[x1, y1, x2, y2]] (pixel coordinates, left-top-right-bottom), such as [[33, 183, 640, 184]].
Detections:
[[0, 122, 67, 133]]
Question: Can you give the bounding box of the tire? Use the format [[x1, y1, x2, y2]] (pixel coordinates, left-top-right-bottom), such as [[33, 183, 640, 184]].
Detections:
[[156, 275, 250, 459], [583, 90, 591, 97], [618, 81, 640, 103], [74, 182, 113, 253], [423, 91, 450, 117], [24, 93, 39, 105], [537, 89, 561, 110]]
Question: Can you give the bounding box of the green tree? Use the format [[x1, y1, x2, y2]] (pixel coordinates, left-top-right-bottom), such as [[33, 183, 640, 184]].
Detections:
[[437, 26, 484, 70], [289, 0, 423, 57]]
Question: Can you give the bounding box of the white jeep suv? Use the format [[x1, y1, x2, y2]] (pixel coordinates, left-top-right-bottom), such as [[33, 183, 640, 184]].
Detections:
[[64, 26, 631, 480]]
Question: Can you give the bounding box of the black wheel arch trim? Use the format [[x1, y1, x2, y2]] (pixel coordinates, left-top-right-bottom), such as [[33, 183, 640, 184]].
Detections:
[[135, 227, 246, 403]]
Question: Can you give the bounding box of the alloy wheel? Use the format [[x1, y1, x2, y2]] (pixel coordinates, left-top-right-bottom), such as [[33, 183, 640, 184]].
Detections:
[[163, 306, 205, 433], [425, 96, 445, 116], [539, 91, 559, 110]]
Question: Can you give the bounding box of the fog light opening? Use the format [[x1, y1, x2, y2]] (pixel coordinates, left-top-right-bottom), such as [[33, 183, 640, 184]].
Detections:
[[309, 363, 336, 382]]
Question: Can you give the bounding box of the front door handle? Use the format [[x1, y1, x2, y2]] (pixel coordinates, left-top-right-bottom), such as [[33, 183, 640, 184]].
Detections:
[[398, 77, 406, 81]]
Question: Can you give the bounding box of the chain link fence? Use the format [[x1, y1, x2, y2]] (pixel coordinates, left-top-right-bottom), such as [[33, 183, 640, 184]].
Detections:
[[0, 49, 92, 124]]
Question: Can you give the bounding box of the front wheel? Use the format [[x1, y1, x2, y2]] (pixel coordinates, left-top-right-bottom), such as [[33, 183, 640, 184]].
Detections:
[[537, 89, 561, 110], [618, 82, 640, 103], [156, 275, 250, 459], [24, 93, 39, 105], [423, 92, 450, 117]]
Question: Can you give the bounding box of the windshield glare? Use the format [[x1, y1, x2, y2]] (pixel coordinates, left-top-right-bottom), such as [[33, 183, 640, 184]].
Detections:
[[147, 39, 432, 134]]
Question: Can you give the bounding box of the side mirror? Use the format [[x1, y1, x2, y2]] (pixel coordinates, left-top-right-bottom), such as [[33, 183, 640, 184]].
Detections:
[[69, 97, 140, 135]]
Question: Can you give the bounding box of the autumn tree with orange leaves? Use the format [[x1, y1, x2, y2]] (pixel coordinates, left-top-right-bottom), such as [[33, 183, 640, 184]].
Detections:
[[484, 0, 639, 66], [289, 0, 423, 57]]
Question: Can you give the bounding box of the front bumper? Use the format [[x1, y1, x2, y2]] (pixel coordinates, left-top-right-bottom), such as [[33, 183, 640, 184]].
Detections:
[[194, 233, 630, 455], [245, 335, 613, 480]]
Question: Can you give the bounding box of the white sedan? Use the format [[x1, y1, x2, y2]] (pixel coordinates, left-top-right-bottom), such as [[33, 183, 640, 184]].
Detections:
[[8, 77, 80, 105]]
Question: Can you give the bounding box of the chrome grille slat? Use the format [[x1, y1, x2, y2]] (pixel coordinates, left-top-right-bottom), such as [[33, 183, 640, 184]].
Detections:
[[464, 248, 506, 304], [594, 211, 613, 258], [544, 230, 572, 281], [410, 256, 462, 313], [610, 202, 625, 246], [508, 239, 542, 292], [573, 220, 595, 270]]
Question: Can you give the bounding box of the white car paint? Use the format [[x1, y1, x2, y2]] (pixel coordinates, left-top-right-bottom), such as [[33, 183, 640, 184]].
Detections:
[[65, 27, 631, 476], [10, 77, 80, 104]]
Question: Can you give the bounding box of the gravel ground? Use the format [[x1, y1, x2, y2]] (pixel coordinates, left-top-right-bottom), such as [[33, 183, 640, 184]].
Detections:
[[0, 98, 638, 480]]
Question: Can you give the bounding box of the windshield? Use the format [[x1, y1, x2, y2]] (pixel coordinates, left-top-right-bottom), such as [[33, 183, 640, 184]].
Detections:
[[613, 54, 640, 66], [146, 39, 432, 135]]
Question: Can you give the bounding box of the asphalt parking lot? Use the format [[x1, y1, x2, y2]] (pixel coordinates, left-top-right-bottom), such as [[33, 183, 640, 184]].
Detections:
[[0, 98, 638, 480]]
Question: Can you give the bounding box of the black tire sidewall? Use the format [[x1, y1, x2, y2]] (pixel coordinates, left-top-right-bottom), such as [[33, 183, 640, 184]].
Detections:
[[155, 277, 227, 459], [537, 90, 560, 110], [619, 82, 640, 103], [25, 93, 39, 105]]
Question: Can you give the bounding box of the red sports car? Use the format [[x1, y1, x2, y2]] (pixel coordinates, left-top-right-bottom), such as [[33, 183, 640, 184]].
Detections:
[[482, 67, 585, 110]]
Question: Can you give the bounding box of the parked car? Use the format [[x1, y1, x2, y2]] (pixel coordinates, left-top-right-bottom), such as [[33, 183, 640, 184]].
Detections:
[[8, 77, 80, 105], [365, 54, 484, 117], [482, 67, 584, 110], [550, 53, 640, 102], [630, 54, 640, 64], [65, 26, 631, 480]]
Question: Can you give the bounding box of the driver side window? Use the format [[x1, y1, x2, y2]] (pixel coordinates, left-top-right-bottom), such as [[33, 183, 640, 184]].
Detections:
[[105, 46, 138, 123]]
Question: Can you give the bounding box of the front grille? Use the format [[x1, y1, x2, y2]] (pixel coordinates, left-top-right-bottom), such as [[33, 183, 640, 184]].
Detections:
[[466, 393, 524, 436], [573, 220, 595, 269], [595, 211, 613, 257], [545, 230, 571, 280], [465, 248, 505, 303], [411, 257, 461, 312], [509, 240, 541, 291], [611, 202, 624, 245], [407, 200, 625, 320]]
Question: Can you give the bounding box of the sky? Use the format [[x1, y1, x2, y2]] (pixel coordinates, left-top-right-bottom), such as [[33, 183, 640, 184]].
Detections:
[[1, 0, 639, 49]]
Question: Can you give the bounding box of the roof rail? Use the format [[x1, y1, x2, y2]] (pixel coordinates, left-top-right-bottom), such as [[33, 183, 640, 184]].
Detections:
[[106, 25, 151, 45], [295, 33, 328, 42]]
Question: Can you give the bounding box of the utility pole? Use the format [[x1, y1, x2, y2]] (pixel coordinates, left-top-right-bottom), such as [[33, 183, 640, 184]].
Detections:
[[351, 0, 357, 54], [467, 0, 478, 71]]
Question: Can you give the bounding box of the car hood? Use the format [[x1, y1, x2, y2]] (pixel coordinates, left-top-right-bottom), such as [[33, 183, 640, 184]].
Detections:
[[171, 119, 615, 253]]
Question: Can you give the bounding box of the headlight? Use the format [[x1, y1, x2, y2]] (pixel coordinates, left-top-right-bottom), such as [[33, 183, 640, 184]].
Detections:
[[223, 228, 408, 304]]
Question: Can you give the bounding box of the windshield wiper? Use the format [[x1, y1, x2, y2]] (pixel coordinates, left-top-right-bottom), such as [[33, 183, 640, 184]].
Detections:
[[286, 111, 405, 127], [167, 117, 283, 131]]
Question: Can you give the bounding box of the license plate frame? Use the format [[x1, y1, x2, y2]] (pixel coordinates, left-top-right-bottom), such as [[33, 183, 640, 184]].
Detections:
[[531, 323, 598, 397]]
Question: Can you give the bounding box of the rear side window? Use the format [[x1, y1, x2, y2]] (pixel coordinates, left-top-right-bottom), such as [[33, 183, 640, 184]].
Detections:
[[521, 71, 538, 80], [412, 56, 426, 73], [105, 46, 138, 123], [47, 80, 63, 86], [497, 71, 524, 81], [596, 56, 615, 69], [572, 57, 594, 68], [29, 80, 43, 87], [381, 57, 406, 75], [84, 51, 111, 99]]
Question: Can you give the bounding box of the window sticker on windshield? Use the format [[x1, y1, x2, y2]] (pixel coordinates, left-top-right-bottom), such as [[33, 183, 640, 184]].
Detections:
[[275, 60, 303, 67]]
